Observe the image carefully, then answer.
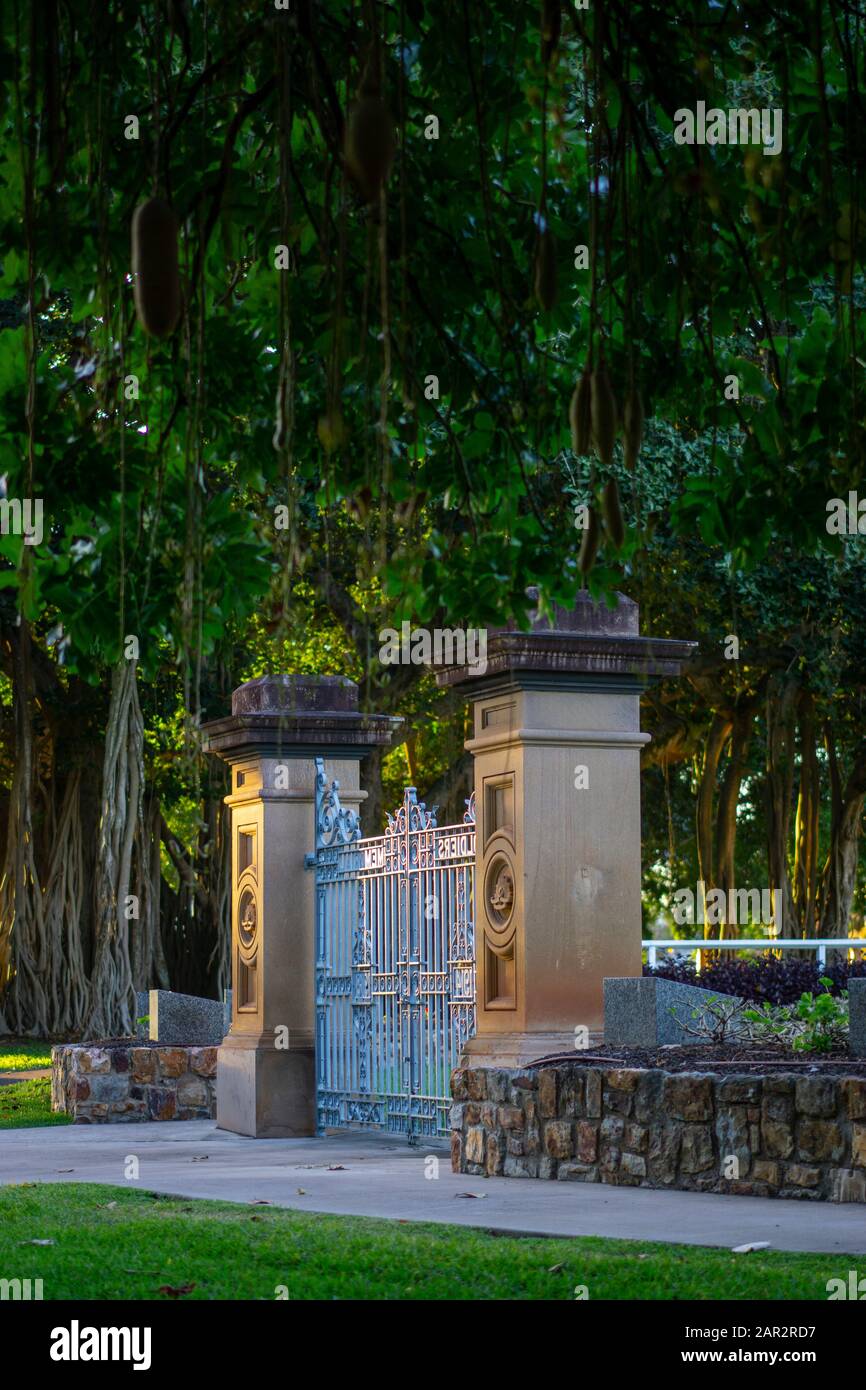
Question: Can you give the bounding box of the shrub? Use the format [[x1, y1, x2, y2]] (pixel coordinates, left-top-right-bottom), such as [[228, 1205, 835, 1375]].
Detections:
[[644, 952, 866, 1005], [743, 979, 849, 1052]]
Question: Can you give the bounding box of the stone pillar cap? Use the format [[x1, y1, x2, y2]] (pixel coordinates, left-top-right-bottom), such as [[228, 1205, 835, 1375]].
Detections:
[[232, 673, 358, 717], [203, 673, 401, 762], [434, 589, 696, 691]]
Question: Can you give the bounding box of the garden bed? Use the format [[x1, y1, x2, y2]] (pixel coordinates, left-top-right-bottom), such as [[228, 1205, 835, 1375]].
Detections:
[[528, 1044, 866, 1077]]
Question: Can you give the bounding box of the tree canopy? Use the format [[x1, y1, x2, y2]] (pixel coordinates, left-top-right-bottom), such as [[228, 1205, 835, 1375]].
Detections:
[[1, 0, 866, 1035]]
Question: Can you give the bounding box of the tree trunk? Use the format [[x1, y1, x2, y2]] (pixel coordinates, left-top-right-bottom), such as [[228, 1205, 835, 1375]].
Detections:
[[695, 711, 732, 937], [818, 732, 866, 938], [764, 674, 799, 937], [714, 701, 755, 938], [792, 692, 820, 936]]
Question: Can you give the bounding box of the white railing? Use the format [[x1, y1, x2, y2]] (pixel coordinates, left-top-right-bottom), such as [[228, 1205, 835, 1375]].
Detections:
[[643, 938, 866, 970]]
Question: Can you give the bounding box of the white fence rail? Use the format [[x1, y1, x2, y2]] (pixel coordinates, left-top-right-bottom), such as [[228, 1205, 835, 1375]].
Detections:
[[643, 938, 866, 970]]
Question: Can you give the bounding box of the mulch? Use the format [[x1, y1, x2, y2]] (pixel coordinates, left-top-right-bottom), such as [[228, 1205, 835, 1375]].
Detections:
[[527, 1043, 866, 1077]]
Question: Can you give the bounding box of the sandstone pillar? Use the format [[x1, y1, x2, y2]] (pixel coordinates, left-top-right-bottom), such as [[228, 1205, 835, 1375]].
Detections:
[[203, 675, 399, 1136], [436, 591, 694, 1064]]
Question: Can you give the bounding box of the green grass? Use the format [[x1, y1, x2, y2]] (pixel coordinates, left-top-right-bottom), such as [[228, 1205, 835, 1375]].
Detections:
[[0, 1077, 71, 1130], [0, 1038, 53, 1071], [0, 1183, 848, 1300]]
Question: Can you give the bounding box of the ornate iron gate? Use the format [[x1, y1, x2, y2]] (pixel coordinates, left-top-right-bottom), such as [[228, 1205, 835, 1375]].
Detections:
[[306, 758, 476, 1141]]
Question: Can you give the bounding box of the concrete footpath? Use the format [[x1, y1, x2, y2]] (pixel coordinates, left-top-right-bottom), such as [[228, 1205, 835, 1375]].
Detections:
[[1, 1120, 864, 1254]]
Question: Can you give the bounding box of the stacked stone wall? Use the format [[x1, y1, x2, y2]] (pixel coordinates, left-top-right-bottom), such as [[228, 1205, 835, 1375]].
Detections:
[[52, 1043, 216, 1123], [450, 1065, 866, 1202]]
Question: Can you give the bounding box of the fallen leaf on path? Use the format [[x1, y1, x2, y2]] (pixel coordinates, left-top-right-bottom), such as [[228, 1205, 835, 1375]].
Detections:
[[296, 1188, 306, 1195], [731, 1242, 771, 1254], [249, 1199, 272, 1206], [191, 1155, 209, 1162], [327, 1164, 345, 1171], [454, 1192, 486, 1199]]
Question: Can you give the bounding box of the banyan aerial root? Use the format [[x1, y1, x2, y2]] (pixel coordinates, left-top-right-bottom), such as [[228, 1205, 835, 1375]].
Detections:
[[131, 198, 181, 339]]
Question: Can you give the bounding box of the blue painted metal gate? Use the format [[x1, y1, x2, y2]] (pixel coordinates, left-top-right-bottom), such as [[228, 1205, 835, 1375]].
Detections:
[[306, 758, 476, 1140]]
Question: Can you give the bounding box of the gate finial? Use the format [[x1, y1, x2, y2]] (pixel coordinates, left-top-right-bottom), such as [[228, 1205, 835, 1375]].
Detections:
[[314, 756, 362, 847], [386, 785, 438, 833]]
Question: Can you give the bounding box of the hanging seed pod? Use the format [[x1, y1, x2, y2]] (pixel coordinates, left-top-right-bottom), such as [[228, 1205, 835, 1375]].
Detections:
[[345, 76, 396, 204], [131, 198, 181, 339], [578, 506, 600, 575], [569, 368, 592, 455], [393, 491, 427, 526], [344, 485, 373, 525], [317, 411, 347, 452], [540, 0, 561, 65], [590, 363, 617, 466], [623, 386, 644, 470], [534, 228, 557, 312], [603, 477, 625, 549]]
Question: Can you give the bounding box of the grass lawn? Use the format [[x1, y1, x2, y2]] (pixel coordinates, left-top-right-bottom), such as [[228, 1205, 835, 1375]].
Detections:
[[0, 1182, 847, 1300], [0, 1078, 71, 1130], [0, 1038, 53, 1071]]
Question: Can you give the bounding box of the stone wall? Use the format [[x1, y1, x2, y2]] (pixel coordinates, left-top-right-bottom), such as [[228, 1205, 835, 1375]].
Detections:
[[450, 1065, 866, 1203], [52, 1043, 217, 1123]]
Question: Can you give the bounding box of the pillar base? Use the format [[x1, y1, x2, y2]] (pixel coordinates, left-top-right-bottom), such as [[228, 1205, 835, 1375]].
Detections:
[[216, 1033, 315, 1137], [461, 1030, 603, 1069]]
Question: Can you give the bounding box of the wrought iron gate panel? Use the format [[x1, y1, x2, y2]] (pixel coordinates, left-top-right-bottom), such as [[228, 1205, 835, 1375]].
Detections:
[[307, 757, 475, 1140]]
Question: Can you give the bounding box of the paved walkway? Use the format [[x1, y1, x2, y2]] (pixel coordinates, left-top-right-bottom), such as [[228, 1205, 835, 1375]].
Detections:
[[0, 1068, 51, 1086], [1, 1120, 864, 1253]]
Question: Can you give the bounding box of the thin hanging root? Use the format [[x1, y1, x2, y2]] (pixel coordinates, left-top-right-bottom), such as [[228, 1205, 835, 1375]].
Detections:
[[623, 385, 644, 470]]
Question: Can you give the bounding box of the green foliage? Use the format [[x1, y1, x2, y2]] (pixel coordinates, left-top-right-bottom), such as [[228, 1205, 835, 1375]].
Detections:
[[744, 978, 850, 1052], [3, 0, 866, 644], [1, 0, 866, 935]]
